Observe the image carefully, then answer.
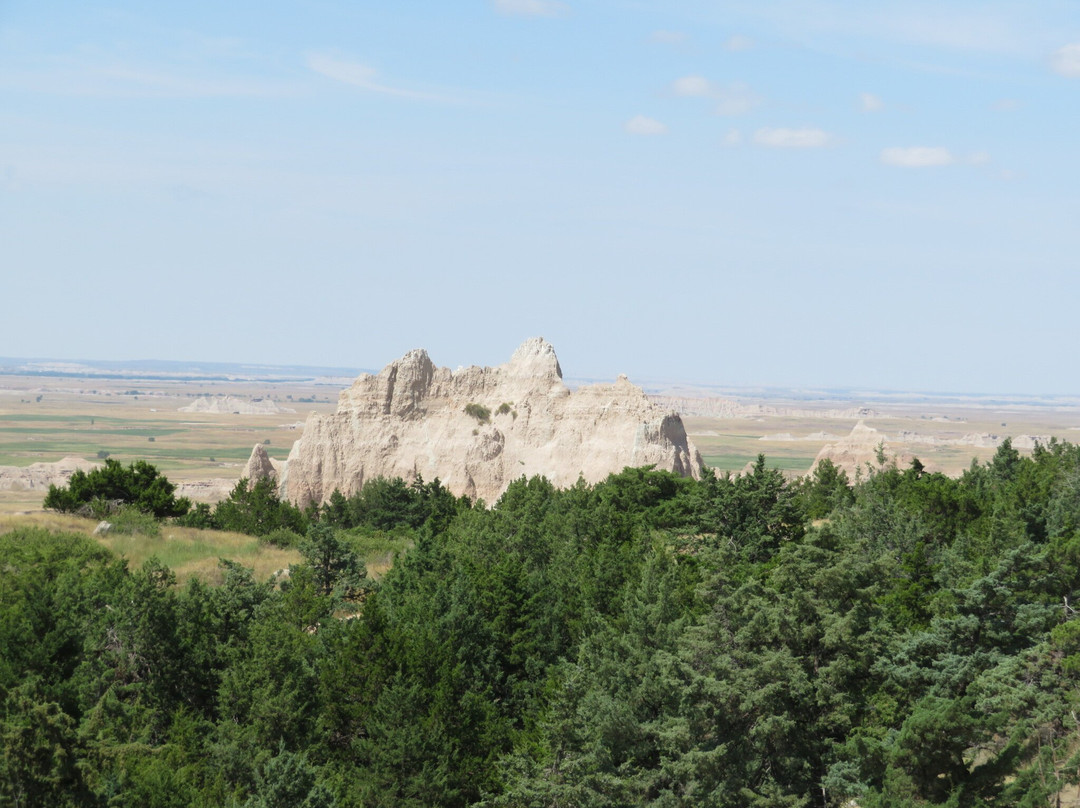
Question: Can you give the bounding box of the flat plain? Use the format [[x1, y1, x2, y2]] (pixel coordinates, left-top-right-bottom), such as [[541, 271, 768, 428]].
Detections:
[[0, 372, 339, 512]]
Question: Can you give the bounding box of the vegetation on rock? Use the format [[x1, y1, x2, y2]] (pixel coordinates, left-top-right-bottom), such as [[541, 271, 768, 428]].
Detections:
[[464, 403, 491, 423]]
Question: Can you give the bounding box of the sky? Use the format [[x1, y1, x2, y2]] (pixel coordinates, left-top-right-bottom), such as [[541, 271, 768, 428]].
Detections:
[[1, 1, 1078, 395]]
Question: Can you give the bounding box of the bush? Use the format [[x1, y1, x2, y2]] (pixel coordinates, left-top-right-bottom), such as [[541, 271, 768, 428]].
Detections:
[[464, 403, 491, 423], [264, 528, 304, 548], [44, 458, 190, 518], [174, 502, 215, 529], [109, 506, 162, 537]]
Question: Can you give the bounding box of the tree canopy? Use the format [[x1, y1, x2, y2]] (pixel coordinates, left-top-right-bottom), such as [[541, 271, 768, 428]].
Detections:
[[11, 443, 1080, 806]]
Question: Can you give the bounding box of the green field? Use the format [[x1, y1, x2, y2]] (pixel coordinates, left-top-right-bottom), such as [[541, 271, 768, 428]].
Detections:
[[703, 454, 816, 473]]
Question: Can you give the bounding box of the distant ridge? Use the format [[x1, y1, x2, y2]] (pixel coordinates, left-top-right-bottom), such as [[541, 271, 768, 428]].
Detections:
[[0, 357, 370, 383]]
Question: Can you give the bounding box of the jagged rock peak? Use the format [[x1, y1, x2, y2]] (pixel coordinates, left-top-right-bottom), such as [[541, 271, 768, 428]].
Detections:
[[280, 339, 704, 507], [507, 337, 562, 380]]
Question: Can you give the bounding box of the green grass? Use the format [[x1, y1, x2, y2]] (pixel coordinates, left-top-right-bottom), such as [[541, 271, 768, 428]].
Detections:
[[0, 427, 185, 437], [0, 413, 127, 423], [0, 440, 110, 455], [703, 455, 815, 473]]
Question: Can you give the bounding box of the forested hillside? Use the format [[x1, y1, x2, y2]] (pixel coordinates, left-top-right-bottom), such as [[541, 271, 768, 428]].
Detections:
[[5, 439, 1080, 806]]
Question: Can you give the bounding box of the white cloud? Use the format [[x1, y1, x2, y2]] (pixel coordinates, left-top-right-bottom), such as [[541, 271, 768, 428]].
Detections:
[[651, 30, 687, 45], [724, 35, 754, 52], [724, 128, 743, 146], [753, 127, 832, 148], [671, 76, 761, 115], [624, 115, 668, 136], [493, 0, 567, 17], [1051, 43, 1080, 77], [307, 53, 451, 102], [880, 146, 955, 167], [968, 151, 991, 165], [671, 75, 713, 97], [992, 98, 1021, 111], [859, 92, 884, 112]]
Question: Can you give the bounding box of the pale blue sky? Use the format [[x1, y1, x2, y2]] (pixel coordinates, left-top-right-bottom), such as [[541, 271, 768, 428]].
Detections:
[[1, 1, 1078, 393]]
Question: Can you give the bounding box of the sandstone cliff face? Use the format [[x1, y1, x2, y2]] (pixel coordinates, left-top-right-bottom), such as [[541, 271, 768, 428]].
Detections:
[[281, 338, 704, 506]]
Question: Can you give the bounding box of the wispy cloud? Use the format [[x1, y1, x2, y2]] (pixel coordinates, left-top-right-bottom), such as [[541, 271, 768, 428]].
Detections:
[[754, 127, 832, 148], [859, 92, 884, 112], [671, 75, 712, 97], [0, 63, 299, 99], [724, 128, 743, 146], [306, 53, 454, 102], [724, 35, 754, 52], [1051, 43, 1080, 77], [992, 98, 1021, 111], [670, 76, 761, 116], [624, 115, 668, 136], [493, 0, 568, 18], [880, 146, 954, 167]]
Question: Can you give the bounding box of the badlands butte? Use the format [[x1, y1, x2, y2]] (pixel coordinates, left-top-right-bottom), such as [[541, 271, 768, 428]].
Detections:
[[254, 338, 703, 505], [2, 339, 1080, 512]]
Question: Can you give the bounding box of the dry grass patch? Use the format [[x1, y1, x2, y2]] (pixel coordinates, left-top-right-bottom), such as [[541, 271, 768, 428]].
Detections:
[[0, 510, 100, 536], [96, 525, 301, 585], [0, 512, 300, 586]]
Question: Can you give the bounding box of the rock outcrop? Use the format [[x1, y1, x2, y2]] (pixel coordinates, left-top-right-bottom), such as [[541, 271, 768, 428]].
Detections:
[[809, 421, 919, 479], [243, 443, 283, 485], [179, 396, 295, 415], [0, 456, 101, 492], [280, 338, 704, 506]]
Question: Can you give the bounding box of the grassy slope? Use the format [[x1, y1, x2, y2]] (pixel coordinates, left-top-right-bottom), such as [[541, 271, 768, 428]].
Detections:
[[0, 512, 299, 585]]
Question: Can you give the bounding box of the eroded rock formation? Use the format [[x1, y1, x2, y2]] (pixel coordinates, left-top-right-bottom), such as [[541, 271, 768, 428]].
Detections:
[[0, 456, 101, 492], [810, 421, 919, 479], [179, 396, 295, 415], [280, 338, 703, 506], [243, 443, 283, 485]]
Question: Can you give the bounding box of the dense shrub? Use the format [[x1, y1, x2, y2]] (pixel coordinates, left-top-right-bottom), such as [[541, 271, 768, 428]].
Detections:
[[212, 477, 307, 537], [43, 458, 190, 518]]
